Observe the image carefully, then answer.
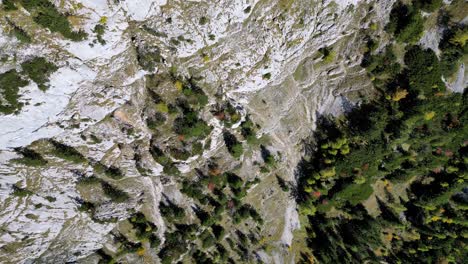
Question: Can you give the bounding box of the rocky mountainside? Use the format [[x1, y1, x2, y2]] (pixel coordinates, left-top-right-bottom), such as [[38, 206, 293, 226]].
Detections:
[[0, 0, 465, 263]]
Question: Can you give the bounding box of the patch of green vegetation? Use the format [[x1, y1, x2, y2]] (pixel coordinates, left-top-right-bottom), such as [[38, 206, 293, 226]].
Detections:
[[413, 0, 443, 12], [386, 1, 424, 43], [2, 0, 17, 10], [6, 20, 32, 43], [223, 131, 243, 158], [18, 0, 87, 41], [240, 117, 260, 145], [12, 185, 33, 197], [149, 144, 179, 175], [319, 46, 335, 63], [296, 2, 468, 262], [137, 45, 163, 72], [21, 57, 57, 91], [173, 111, 211, 139], [129, 212, 158, 242], [45, 195, 56, 202], [160, 201, 185, 222], [262, 72, 271, 80], [12, 147, 47, 166], [93, 24, 106, 45], [50, 140, 86, 163], [439, 24, 467, 78], [276, 175, 290, 192], [77, 175, 100, 185], [199, 16, 208, 25], [0, 70, 29, 114], [404, 45, 445, 95], [101, 181, 129, 203], [94, 163, 124, 179]]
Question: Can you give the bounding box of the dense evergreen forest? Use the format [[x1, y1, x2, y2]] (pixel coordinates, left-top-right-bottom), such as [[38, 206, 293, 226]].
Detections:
[[296, 1, 467, 263]]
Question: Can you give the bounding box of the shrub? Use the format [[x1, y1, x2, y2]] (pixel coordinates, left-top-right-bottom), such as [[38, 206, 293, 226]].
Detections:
[[101, 181, 129, 203], [137, 45, 163, 72], [0, 70, 29, 114], [19, 0, 87, 41], [223, 131, 243, 158], [160, 201, 185, 222], [12, 185, 33, 197], [7, 20, 32, 43], [21, 57, 57, 91], [199, 16, 208, 25], [386, 2, 424, 43], [93, 24, 106, 45], [13, 147, 47, 166], [2, 0, 17, 10], [173, 112, 211, 139], [50, 141, 86, 163], [413, 0, 443, 12]]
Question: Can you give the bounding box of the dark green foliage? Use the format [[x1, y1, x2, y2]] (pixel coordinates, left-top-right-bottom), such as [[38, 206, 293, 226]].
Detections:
[[77, 200, 96, 213], [137, 45, 163, 72], [18, 0, 87, 41], [159, 228, 194, 264], [296, 12, 468, 261], [96, 249, 114, 264], [50, 141, 86, 163], [178, 78, 209, 109], [2, 0, 17, 10], [413, 0, 443, 12], [0, 70, 29, 114], [45, 195, 56, 202], [21, 57, 57, 91], [149, 234, 161, 248], [160, 201, 185, 222], [146, 112, 166, 130], [173, 111, 211, 139], [361, 45, 401, 84], [12, 185, 33, 197], [199, 16, 208, 25], [7, 20, 32, 43], [240, 117, 259, 145], [439, 24, 467, 78], [77, 176, 100, 185], [93, 24, 106, 45], [223, 131, 243, 158], [192, 250, 213, 263], [101, 181, 129, 203], [386, 2, 424, 43], [404, 45, 445, 95], [200, 230, 216, 248], [149, 144, 179, 175], [212, 224, 225, 240], [12, 147, 47, 166], [262, 72, 271, 80], [276, 175, 290, 192], [129, 212, 158, 241]]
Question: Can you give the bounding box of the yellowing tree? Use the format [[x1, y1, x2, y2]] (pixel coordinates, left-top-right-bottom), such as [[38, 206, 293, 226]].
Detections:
[[392, 88, 408, 101]]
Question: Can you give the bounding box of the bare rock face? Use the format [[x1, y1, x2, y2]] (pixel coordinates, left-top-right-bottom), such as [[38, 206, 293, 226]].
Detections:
[[0, 0, 396, 263]]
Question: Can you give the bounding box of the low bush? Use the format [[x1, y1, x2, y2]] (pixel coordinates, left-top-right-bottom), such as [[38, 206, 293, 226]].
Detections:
[[18, 0, 87, 41], [0, 70, 29, 114], [21, 57, 57, 91]]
